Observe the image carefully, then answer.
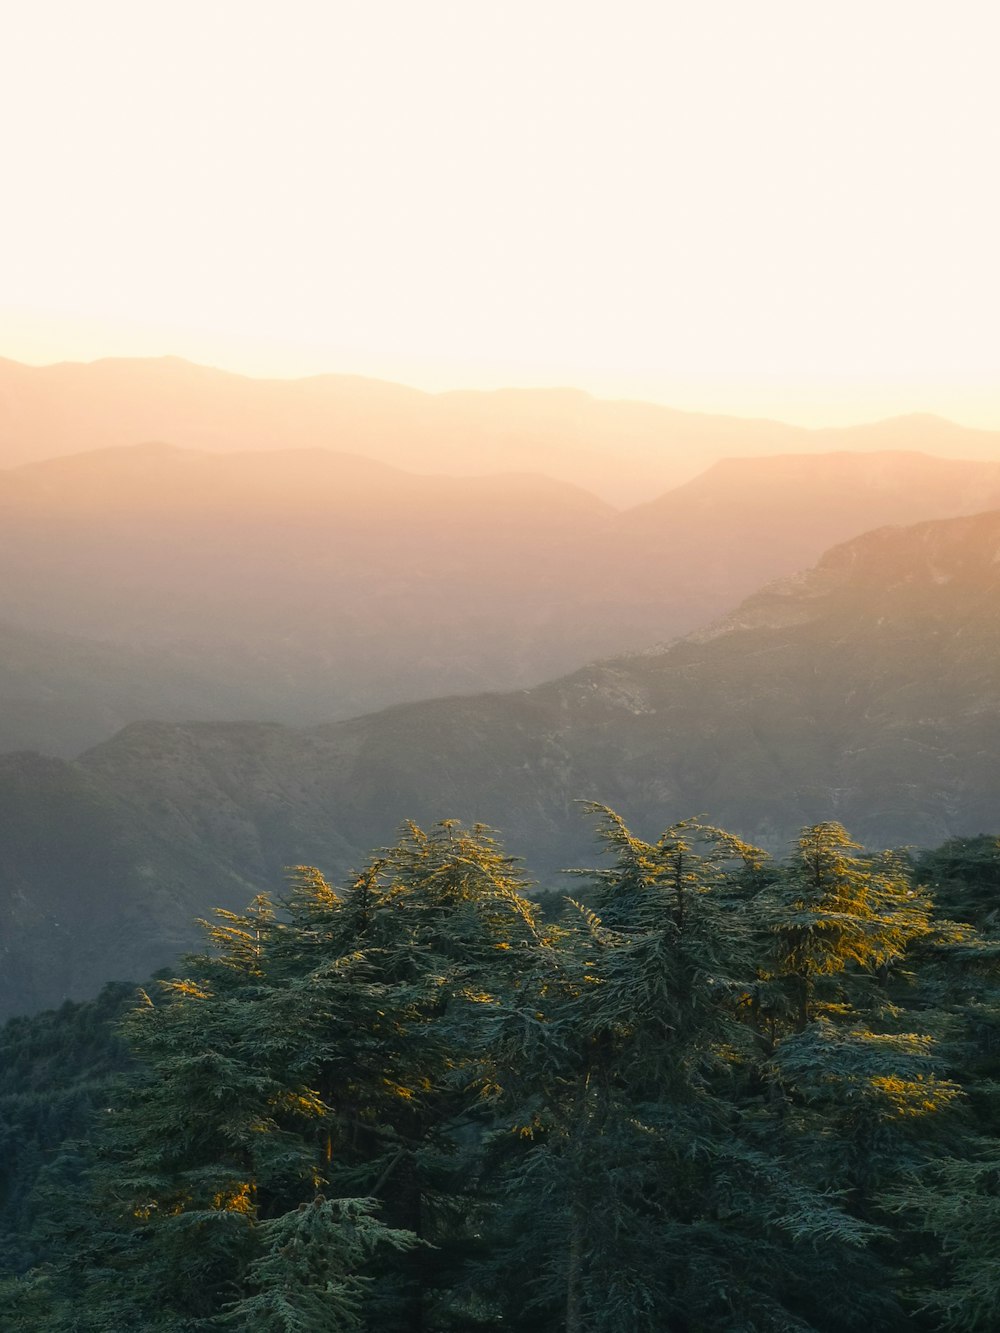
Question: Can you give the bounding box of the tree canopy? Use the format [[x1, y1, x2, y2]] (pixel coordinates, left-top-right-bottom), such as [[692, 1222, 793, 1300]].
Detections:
[[2, 810, 999, 1331]]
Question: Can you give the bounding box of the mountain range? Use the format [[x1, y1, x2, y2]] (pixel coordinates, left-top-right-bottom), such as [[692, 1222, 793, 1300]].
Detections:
[[4, 354, 1000, 503], [2, 508, 998, 1018], [4, 443, 1000, 755]]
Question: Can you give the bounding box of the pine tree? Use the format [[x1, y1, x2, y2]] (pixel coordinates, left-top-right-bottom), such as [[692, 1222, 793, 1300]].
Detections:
[[754, 825, 968, 1326], [880, 837, 1000, 1326], [66, 820, 546, 1331], [9, 812, 997, 1330], [484, 810, 896, 1332], [219, 1197, 417, 1332]]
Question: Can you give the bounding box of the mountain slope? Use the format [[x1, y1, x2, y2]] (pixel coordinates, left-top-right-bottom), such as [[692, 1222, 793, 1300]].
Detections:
[[294, 507, 1000, 861], [3, 444, 1000, 755], [3, 510, 999, 1017], [0, 621, 273, 755]]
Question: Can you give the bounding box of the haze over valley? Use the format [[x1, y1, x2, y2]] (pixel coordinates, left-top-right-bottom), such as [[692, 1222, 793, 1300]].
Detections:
[[3, 359, 1000, 758]]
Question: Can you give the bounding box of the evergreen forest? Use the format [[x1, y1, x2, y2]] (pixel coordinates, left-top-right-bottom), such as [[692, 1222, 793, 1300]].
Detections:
[[2, 810, 999, 1331]]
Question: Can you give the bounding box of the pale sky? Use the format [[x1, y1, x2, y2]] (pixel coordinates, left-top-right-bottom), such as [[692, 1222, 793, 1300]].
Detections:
[[2, 0, 998, 426]]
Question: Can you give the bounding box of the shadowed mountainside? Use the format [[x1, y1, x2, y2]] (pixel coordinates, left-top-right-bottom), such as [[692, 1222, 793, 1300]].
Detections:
[[0, 621, 273, 756], [1, 509, 998, 1016]]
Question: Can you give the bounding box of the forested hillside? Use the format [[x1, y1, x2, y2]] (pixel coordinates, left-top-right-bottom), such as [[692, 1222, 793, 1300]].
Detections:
[[1, 813, 998, 1330]]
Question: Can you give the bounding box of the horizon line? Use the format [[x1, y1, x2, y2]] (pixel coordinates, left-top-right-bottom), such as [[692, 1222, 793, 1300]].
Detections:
[[3, 350, 997, 438]]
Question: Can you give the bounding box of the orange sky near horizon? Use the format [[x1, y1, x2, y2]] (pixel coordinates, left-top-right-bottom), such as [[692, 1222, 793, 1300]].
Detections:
[[2, 0, 998, 429]]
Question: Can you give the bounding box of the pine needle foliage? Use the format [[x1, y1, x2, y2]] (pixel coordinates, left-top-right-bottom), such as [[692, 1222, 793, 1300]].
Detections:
[[3, 811, 997, 1331], [218, 1196, 418, 1331]]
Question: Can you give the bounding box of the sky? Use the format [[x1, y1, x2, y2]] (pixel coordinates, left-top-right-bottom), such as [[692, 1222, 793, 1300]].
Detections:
[[2, 0, 998, 426]]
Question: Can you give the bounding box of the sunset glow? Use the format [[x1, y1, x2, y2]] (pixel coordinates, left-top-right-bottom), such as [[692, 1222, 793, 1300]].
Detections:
[[2, 0, 998, 425]]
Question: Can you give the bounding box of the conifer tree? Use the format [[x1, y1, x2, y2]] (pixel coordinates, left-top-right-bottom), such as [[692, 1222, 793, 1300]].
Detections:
[[6, 813, 997, 1330], [65, 821, 545, 1331], [755, 825, 967, 1325], [484, 810, 895, 1332], [880, 844, 1000, 1326]]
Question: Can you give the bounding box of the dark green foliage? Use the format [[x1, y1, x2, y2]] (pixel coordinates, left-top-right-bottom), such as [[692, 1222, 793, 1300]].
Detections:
[[879, 840, 1000, 1329], [16, 821, 545, 1330], [0, 982, 133, 1275], [913, 835, 1000, 930], [3, 815, 1000, 1330], [481, 811, 913, 1332], [218, 1196, 417, 1331], [886, 1151, 1000, 1330]]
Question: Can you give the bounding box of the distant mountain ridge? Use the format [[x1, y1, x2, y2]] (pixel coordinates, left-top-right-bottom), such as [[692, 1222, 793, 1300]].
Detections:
[[3, 443, 1000, 755], [3, 354, 1000, 503], [1, 508, 998, 1017]]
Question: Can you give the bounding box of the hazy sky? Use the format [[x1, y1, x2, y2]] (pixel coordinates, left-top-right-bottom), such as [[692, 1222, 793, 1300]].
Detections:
[[2, 0, 998, 425]]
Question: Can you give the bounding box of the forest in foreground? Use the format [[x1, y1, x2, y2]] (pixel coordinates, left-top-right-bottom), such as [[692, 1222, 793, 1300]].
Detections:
[[1, 811, 999, 1332]]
